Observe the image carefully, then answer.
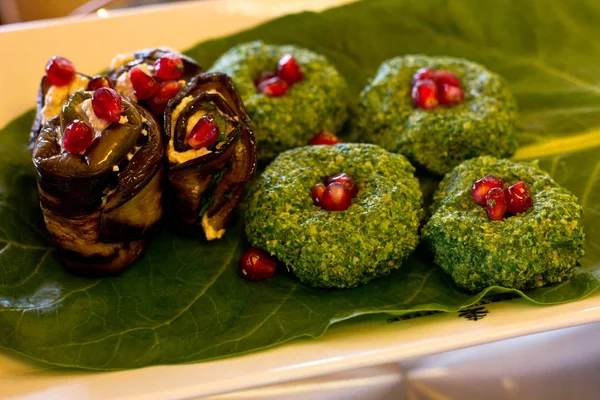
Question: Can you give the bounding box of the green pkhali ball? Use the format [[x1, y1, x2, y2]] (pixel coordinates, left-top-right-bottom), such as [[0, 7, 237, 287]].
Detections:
[[244, 143, 423, 289], [356, 55, 518, 175], [210, 41, 349, 162], [422, 156, 585, 292]]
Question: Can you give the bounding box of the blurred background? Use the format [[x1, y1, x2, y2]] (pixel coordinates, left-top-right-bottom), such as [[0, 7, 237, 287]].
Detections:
[[0, 0, 191, 24]]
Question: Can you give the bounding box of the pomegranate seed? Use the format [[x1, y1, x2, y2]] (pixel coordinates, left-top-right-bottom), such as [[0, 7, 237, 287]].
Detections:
[[485, 187, 508, 221], [257, 76, 289, 97], [506, 181, 533, 214], [92, 87, 122, 123], [311, 183, 326, 206], [277, 54, 303, 84], [411, 67, 435, 85], [434, 70, 461, 88], [87, 75, 113, 91], [472, 175, 504, 205], [153, 55, 185, 81], [147, 81, 181, 115], [129, 66, 159, 100], [412, 79, 439, 110], [254, 71, 277, 87], [439, 84, 465, 105], [63, 120, 94, 154], [239, 248, 277, 281], [45, 56, 76, 86], [187, 115, 220, 149], [309, 131, 340, 145], [321, 182, 353, 212], [327, 173, 358, 197]]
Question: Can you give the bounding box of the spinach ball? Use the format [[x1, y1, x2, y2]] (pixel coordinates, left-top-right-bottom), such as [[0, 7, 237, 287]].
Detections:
[[356, 55, 518, 175], [210, 41, 349, 162], [422, 156, 585, 292], [245, 143, 423, 288]]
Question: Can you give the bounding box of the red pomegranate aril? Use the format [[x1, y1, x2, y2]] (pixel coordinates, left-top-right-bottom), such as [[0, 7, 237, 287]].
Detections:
[[257, 76, 289, 97], [239, 248, 277, 281], [254, 71, 277, 87], [63, 120, 94, 154], [434, 70, 461, 88], [311, 183, 326, 206], [327, 173, 358, 197], [309, 131, 340, 145], [87, 75, 113, 91], [506, 181, 533, 214], [147, 81, 181, 114], [277, 54, 304, 84], [45, 56, 76, 86], [187, 115, 220, 149], [92, 87, 122, 123], [472, 175, 504, 205], [153, 55, 185, 81], [129, 66, 159, 100], [438, 83, 465, 105], [321, 182, 353, 212], [485, 187, 508, 221], [412, 79, 439, 110], [411, 67, 435, 85]]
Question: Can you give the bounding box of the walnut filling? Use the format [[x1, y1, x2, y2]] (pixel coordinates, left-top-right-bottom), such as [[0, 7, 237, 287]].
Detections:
[[41, 75, 90, 123]]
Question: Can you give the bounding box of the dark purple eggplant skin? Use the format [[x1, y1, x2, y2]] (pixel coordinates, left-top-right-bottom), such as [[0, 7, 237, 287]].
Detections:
[[164, 72, 257, 235], [29, 73, 90, 148], [32, 91, 164, 275]]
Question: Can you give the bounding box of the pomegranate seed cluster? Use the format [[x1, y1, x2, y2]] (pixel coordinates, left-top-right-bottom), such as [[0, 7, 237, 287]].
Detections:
[[255, 54, 304, 97], [471, 175, 533, 220], [127, 55, 185, 114], [48, 56, 125, 155], [310, 172, 359, 212], [411, 68, 465, 110]]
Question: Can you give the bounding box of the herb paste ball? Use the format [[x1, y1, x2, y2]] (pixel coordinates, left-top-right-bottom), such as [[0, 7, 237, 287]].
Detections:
[[210, 41, 349, 161], [422, 156, 585, 292], [356, 55, 518, 175], [244, 143, 423, 289]]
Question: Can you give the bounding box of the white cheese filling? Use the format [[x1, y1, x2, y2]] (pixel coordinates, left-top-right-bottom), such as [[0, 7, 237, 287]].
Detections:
[[201, 213, 225, 241], [116, 72, 137, 102], [79, 99, 110, 138]]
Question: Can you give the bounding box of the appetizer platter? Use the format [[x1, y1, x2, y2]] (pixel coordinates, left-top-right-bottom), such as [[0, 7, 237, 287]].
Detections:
[[1, 0, 600, 398]]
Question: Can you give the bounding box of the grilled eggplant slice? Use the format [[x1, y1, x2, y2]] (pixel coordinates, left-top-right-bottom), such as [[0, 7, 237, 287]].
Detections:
[[165, 72, 256, 240], [32, 91, 164, 275], [107, 48, 202, 117], [30, 73, 91, 147]]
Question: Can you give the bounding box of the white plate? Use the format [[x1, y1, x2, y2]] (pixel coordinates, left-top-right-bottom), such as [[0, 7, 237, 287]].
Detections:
[[1, 1, 599, 399]]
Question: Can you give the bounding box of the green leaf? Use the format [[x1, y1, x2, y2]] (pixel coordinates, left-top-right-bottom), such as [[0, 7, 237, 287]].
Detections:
[[1, 0, 599, 370]]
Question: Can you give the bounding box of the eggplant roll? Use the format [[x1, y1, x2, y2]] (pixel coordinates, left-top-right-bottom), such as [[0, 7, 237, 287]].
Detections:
[[165, 72, 256, 240], [107, 48, 202, 115], [32, 91, 164, 275], [30, 73, 90, 147]]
